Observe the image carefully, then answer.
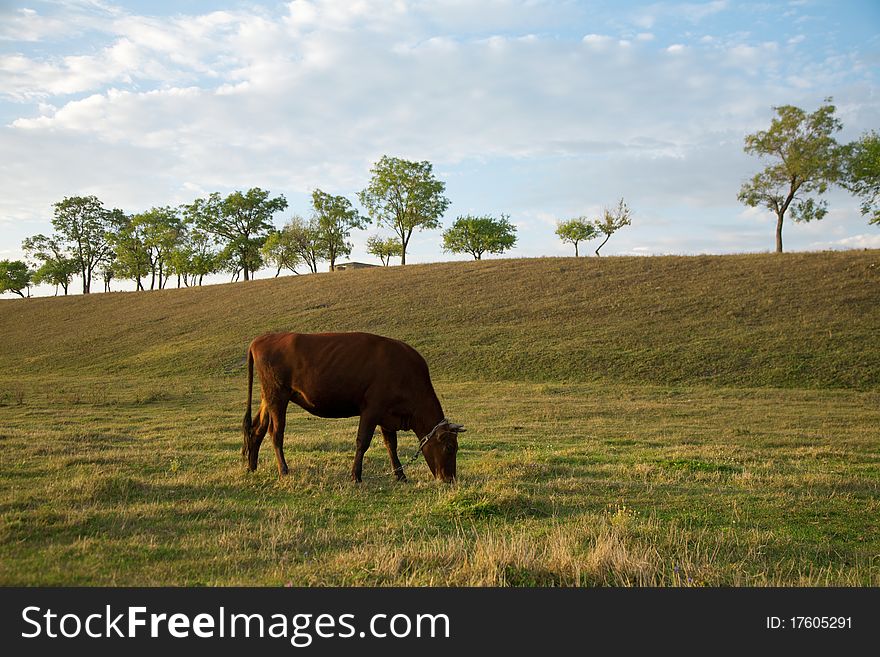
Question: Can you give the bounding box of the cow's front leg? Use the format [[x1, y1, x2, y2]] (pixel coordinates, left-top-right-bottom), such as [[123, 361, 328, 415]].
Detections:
[[381, 427, 406, 481], [351, 415, 377, 482]]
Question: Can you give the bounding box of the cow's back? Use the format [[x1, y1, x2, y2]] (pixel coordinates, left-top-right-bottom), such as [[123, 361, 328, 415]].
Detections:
[[251, 332, 438, 419]]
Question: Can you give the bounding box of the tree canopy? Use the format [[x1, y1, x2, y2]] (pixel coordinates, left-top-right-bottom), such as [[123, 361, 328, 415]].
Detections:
[[555, 218, 596, 257], [738, 99, 843, 252], [312, 189, 368, 271], [0, 260, 32, 298], [442, 214, 517, 260], [365, 235, 403, 266], [358, 156, 450, 265], [593, 198, 632, 256], [22, 234, 77, 295], [51, 195, 121, 293], [185, 188, 287, 281], [842, 130, 880, 225], [261, 228, 303, 277]]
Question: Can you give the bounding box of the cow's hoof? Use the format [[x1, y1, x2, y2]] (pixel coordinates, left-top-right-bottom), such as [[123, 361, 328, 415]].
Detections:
[[395, 474, 407, 483], [350, 474, 362, 483]]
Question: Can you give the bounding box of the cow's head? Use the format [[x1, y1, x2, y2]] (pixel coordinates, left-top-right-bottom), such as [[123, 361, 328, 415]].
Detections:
[[422, 420, 465, 483]]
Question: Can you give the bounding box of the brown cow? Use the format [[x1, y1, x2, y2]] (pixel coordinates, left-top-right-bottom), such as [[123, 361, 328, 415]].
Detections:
[[242, 331, 465, 482]]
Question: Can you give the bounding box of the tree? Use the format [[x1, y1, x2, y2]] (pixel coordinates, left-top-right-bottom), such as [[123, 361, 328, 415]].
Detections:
[[283, 215, 327, 274], [442, 213, 517, 260], [22, 234, 77, 295], [109, 215, 151, 291], [131, 206, 187, 289], [312, 189, 368, 271], [358, 156, 450, 265], [51, 195, 120, 293], [555, 218, 596, 257], [99, 255, 116, 293], [185, 188, 287, 281], [186, 228, 220, 285], [365, 234, 403, 266], [261, 229, 303, 277], [841, 130, 880, 225], [0, 260, 32, 298], [593, 198, 632, 256], [738, 99, 843, 253]]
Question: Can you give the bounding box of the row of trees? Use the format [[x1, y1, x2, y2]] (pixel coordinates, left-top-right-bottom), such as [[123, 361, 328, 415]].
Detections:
[[3, 156, 457, 297], [555, 199, 633, 257]]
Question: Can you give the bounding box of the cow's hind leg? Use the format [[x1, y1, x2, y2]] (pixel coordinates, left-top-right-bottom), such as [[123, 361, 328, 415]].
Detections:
[[245, 402, 271, 471], [351, 415, 377, 483], [268, 399, 290, 477], [381, 427, 406, 482]]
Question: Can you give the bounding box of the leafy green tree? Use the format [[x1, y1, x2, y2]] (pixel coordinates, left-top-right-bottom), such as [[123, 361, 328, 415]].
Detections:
[[442, 214, 517, 260], [358, 156, 450, 265], [109, 215, 151, 291], [0, 260, 33, 298], [261, 229, 303, 277], [185, 188, 287, 281], [738, 99, 843, 253], [312, 189, 368, 271], [593, 198, 632, 256], [51, 195, 120, 293], [186, 228, 220, 285], [365, 234, 403, 266], [555, 218, 596, 257], [131, 206, 186, 289], [22, 234, 78, 295], [282, 215, 327, 274], [841, 130, 880, 225]]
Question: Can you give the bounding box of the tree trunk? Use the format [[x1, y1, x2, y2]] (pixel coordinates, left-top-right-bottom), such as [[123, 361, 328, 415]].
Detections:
[[775, 211, 784, 253], [575, 243, 579, 257], [595, 233, 611, 257]]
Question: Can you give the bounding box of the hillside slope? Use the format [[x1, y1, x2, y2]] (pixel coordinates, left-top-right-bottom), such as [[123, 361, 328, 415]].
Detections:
[[1, 251, 878, 388]]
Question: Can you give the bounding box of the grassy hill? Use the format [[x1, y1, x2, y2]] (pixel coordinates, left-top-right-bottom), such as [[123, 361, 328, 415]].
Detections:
[[2, 250, 878, 388], [1, 251, 879, 586]]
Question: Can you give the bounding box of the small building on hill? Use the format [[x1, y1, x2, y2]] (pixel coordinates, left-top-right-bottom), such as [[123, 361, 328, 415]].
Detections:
[[334, 262, 379, 271]]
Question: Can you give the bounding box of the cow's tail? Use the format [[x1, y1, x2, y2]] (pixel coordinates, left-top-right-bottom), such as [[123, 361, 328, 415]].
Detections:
[[242, 345, 254, 458]]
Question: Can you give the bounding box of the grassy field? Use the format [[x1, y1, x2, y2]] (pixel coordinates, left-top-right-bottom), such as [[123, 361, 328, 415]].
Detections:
[[1, 251, 879, 585]]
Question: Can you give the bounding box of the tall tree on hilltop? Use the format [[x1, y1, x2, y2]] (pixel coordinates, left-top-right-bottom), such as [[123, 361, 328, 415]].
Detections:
[[358, 156, 450, 265], [841, 130, 880, 225], [262, 228, 303, 277], [185, 188, 287, 281], [109, 215, 151, 291], [131, 206, 185, 289], [50, 195, 121, 293], [738, 99, 843, 253], [312, 189, 368, 271], [284, 215, 327, 274]]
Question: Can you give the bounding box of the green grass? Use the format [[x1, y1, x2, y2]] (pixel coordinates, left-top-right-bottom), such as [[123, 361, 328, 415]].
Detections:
[[2, 251, 878, 387], [1, 251, 878, 585]]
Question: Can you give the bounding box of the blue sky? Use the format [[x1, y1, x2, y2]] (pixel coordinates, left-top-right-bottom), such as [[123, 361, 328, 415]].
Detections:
[[1, 0, 878, 295]]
